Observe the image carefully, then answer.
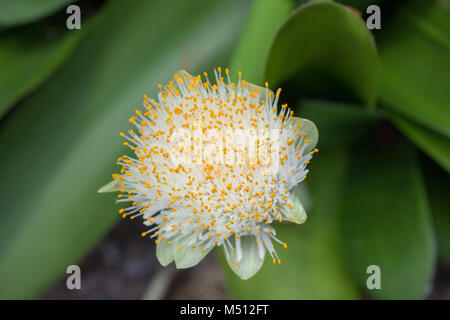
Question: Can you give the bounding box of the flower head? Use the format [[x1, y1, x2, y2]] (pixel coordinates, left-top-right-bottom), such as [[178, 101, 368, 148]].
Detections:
[[99, 68, 318, 279]]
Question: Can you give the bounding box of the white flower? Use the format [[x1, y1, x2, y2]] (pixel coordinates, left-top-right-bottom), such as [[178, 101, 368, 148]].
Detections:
[[99, 68, 318, 280]]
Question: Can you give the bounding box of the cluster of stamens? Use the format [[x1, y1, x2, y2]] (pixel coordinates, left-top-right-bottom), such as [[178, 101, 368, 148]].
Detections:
[[113, 68, 317, 265]]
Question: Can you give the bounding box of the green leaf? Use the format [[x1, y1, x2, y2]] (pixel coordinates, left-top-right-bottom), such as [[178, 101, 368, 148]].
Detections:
[[0, 0, 75, 27], [336, 0, 383, 11], [265, 1, 379, 107], [391, 114, 450, 174], [378, 0, 450, 138], [0, 19, 98, 119], [229, 0, 295, 84], [297, 99, 384, 147], [221, 148, 358, 299], [0, 0, 251, 299], [423, 159, 450, 263], [339, 141, 436, 299]]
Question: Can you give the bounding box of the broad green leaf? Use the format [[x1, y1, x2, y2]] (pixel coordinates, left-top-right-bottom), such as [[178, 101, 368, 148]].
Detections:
[[378, 0, 450, 138], [339, 141, 435, 299], [297, 99, 384, 147], [0, 0, 75, 27], [221, 149, 358, 299], [390, 114, 450, 174], [265, 1, 379, 107], [0, 18, 97, 119], [0, 0, 251, 299], [423, 159, 450, 263], [336, 0, 383, 11], [229, 0, 295, 84]]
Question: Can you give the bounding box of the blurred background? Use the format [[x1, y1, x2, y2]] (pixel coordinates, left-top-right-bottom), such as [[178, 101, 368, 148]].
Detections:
[[0, 0, 449, 299]]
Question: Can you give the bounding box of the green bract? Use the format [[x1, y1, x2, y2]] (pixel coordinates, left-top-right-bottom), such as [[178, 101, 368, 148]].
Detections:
[[226, 236, 266, 280], [286, 188, 307, 224]]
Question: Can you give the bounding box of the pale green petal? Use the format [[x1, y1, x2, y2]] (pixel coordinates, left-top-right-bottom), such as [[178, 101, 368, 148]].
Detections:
[[97, 179, 121, 193], [173, 238, 213, 269], [246, 82, 275, 102], [285, 185, 307, 224], [226, 236, 265, 280], [294, 116, 319, 154], [156, 239, 175, 267], [173, 69, 192, 81], [292, 182, 313, 212]]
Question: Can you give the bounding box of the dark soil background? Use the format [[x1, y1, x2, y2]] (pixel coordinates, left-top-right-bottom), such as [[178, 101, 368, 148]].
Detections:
[[41, 220, 450, 300], [40, 220, 227, 300]]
